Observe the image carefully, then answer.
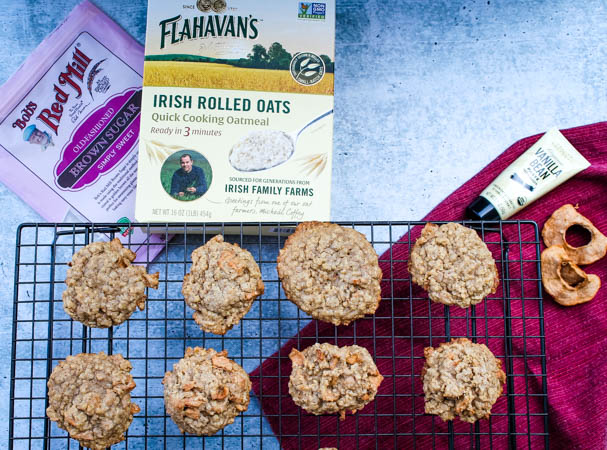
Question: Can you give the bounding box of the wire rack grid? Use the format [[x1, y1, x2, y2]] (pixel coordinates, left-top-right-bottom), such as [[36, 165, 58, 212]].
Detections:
[[9, 221, 548, 449]]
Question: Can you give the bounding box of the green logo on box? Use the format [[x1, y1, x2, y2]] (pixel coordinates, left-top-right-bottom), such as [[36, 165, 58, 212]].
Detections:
[[298, 2, 326, 20], [117, 217, 133, 236], [290, 52, 325, 86]]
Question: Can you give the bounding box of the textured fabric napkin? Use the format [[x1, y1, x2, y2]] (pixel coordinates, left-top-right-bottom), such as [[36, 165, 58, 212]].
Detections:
[[250, 122, 607, 449]]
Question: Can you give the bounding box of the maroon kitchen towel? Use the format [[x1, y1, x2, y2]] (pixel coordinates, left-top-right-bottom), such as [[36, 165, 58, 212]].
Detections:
[[250, 122, 607, 449]]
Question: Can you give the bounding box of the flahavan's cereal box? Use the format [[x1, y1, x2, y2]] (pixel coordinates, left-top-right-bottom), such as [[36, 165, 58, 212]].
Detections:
[[136, 1, 335, 222]]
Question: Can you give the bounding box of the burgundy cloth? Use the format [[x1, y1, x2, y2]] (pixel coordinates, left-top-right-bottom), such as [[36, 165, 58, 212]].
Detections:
[[250, 123, 607, 449]]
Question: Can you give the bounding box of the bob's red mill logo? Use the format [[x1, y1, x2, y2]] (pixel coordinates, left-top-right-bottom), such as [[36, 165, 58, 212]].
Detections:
[[11, 47, 92, 135]]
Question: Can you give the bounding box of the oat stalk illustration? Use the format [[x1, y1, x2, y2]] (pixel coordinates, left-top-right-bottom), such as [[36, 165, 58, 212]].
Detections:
[[87, 58, 106, 99], [143, 139, 182, 164], [296, 57, 321, 80], [297, 153, 328, 177]]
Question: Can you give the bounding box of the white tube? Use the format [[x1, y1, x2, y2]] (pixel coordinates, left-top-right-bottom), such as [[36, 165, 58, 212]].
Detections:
[[467, 128, 590, 220]]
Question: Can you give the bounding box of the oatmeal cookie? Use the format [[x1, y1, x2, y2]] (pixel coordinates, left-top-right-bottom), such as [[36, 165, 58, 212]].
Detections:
[[409, 223, 498, 307], [422, 338, 505, 423], [62, 238, 159, 328], [182, 235, 264, 335], [46, 352, 140, 449], [277, 222, 382, 326], [288, 343, 383, 420], [163, 347, 251, 435]]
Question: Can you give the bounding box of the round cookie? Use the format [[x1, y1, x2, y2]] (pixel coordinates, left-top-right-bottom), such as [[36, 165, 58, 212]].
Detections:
[[277, 222, 382, 326], [163, 347, 251, 436], [62, 238, 159, 328], [182, 235, 264, 335], [288, 343, 383, 420], [409, 223, 498, 307], [422, 338, 505, 423], [46, 352, 140, 449]]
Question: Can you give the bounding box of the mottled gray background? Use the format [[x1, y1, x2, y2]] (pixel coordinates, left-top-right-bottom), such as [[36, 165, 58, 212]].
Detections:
[[1, 0, 606, 447]]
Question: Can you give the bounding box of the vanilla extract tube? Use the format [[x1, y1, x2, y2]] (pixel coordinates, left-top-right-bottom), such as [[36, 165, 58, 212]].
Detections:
[[466, 128, 590, 220]]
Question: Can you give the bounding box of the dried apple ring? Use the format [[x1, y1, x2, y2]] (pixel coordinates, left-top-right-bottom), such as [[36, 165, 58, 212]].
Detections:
[[541, 245, 600, 306], [542, 204, 607, 265]]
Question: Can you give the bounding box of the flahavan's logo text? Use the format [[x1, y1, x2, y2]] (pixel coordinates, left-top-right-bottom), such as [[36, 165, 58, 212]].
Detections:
[[159, 15, 259, 49]]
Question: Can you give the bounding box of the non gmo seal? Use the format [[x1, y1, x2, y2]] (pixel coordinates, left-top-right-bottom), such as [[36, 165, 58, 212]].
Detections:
[[290, 52, 325, 86]]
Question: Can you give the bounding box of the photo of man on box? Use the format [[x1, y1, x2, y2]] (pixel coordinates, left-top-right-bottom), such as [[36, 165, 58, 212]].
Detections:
[[170, 153, 208, 199]]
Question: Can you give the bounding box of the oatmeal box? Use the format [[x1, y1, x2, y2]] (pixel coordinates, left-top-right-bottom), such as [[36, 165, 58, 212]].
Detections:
[[136, 0, 335, 222]]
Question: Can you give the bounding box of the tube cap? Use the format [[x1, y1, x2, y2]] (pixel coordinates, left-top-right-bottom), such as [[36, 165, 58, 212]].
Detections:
[[466, 196, 501, 221]]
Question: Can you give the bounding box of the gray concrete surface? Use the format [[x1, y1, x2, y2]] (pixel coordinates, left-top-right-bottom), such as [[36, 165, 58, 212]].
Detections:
[[1, 0, 606, 447]]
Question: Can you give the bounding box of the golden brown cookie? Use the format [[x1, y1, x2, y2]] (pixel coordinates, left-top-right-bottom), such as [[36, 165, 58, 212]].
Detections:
[[163, 347, 251, 436], [422, 338, 505, 423], [409, 223, 499, 308], [46, 352, 140, 450], [277, 222, 382, 326], [289, 343, 383, 420], [62, 238, 159, 328], [182, 235, 264, 335]]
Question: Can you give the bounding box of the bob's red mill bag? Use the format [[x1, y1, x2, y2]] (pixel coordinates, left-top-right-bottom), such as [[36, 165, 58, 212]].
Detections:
[[0, 0, 166, 260]]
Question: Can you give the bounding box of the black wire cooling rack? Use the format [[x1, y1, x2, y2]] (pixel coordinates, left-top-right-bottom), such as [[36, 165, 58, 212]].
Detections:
[[9, 221, 549, 449]]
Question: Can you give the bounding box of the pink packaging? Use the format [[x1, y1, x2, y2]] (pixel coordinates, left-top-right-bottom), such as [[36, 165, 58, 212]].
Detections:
[[0, 1, 166, 261]]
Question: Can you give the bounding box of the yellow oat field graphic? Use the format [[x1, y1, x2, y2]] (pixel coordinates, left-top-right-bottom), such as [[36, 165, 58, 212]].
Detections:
[[143, 61, 334, 95]]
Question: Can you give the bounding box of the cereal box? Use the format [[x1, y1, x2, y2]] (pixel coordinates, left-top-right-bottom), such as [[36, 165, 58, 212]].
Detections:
[[136, 1, 335, 222]]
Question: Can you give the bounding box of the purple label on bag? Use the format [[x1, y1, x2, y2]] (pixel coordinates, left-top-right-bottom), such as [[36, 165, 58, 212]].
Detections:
[[55, 88, 141, 190]]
